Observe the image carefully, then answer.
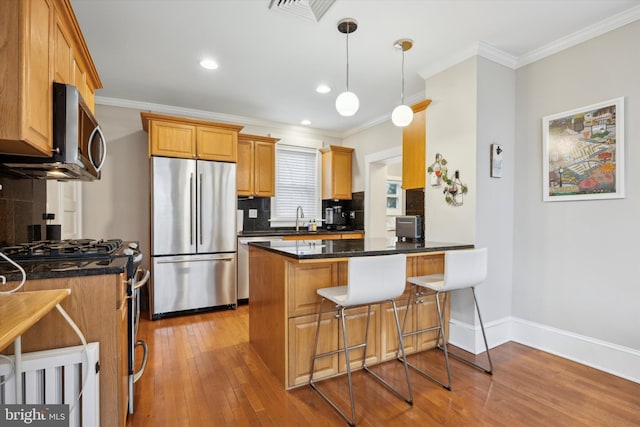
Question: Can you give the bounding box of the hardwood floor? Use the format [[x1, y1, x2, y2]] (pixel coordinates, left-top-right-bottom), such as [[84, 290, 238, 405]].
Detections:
[[127, 305, 640, 426]]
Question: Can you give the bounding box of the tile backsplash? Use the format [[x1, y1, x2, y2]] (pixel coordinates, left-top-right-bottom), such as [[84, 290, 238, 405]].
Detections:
[[237, 197, 271, 232], [0, 174, 47, 246], [405, 188, 425, 239]]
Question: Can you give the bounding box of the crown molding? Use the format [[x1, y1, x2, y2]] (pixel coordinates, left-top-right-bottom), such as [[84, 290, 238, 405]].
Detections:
[[418, 5, 640, 80], [94, 96, 345, 139], [97, 7, 640, 140], [417, 41, 517, 80], [516, 4, 640, 68]]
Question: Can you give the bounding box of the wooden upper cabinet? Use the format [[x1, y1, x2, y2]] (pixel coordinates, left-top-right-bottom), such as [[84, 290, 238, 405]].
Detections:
[[236, 134, 278, 197], [149, 120, 196, 159], [322, 145, 354, 200], [141, 112, 244, 162], [53, 9, 73, 86], [197, 125, 238, 162], [402, 100, 432, 190], [0, 0, 102, 157]]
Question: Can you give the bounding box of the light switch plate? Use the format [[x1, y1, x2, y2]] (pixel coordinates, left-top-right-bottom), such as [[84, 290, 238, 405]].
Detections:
[[248, 209, 258, 218]]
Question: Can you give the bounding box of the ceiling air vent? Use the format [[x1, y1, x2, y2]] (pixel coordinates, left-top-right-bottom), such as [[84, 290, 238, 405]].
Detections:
[[268, 0, 335, 22]]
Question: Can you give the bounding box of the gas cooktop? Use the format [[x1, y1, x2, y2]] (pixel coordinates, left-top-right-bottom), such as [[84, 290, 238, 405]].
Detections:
[[0, 239, 142, 281], [0, 239, 124, 261]]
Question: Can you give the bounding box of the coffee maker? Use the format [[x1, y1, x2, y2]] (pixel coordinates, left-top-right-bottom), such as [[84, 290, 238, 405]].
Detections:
[[324, 206, 347, 230]]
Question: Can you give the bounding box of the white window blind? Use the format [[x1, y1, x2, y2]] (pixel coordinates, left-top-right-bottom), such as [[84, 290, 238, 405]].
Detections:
[[273, 145, 318, 221]]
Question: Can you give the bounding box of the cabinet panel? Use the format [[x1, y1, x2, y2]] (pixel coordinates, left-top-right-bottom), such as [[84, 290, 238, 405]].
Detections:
[[287, 262, 340, 317], [253, 141, 275, 196], [197, 126, 237, 162], [322, 146, 354, 200], [380, 300, 414, 361], [53, 13, 72, 83], [149, 120, 196, 159], [236, 134, 277, 196], [402, 100, 431, 190], [340, 233, 364, 239], [338, 305, 379, 371], [414, 294, 446, 352], [22, 0, 53, 154], [332, 150, 352, 199], [236, 138, 254, 195], [288, 312, 338, 388]]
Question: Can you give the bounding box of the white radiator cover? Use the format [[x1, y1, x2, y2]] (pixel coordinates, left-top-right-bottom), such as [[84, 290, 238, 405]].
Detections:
[[0, 343, 100, 427]]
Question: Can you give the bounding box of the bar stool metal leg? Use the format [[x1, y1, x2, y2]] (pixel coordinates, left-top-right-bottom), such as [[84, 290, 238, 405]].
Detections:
[[434, 290, 452, 390], [398, 287, 451, 389], [310, 300, 413, 426], [473, 288, 493, 374], [309, 297, 325, 385]]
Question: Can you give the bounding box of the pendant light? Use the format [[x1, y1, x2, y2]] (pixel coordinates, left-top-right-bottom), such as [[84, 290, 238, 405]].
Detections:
[[335, 18, 359, 117], [392, 39, 413, 127]]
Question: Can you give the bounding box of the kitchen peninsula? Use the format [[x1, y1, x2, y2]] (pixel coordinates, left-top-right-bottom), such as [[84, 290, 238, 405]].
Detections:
[[248, 238, 473, 389]]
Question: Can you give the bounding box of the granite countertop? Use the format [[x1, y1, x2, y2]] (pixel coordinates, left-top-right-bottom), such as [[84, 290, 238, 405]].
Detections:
[[249, 237, 473, 260], [0, 257, 128, 283], [238, 229, 364, 237]]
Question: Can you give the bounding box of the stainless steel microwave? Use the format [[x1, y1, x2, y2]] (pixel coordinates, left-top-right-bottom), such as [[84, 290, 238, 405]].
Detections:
[[0, 83, 106, 181]]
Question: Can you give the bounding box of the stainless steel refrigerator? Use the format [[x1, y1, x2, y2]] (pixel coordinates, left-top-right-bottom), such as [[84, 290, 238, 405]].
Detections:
[[150, 156, 237, 319]]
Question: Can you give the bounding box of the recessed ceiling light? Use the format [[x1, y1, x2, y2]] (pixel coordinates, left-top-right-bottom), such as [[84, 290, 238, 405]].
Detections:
[[316, 84, 331, 94], [199, 58, 218, 70], [301, 119, 312, 126]]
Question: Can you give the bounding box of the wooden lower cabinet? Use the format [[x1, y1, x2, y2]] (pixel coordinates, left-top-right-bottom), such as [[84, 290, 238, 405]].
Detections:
[[287, 261, 343, 317], [5, 274, 128, 427], [288, 312, 338, 387], [380, 299, 414, 361], [249, 246, 448, 389], [339, 305, 380, 371]]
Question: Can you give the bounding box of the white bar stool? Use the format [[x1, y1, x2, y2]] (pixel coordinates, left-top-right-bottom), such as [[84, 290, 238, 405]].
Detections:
[[309, 253, 413, 427], [401, 248, 493, 390]]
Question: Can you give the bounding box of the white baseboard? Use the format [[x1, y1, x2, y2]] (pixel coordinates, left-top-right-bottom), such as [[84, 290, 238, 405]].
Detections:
[[448, 316, 640, 384]]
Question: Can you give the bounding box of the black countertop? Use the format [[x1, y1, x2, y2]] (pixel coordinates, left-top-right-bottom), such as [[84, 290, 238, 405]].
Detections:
[[0, 257, 128, 283], [249, 238, 473, 260], [238, 229, 364, 237]]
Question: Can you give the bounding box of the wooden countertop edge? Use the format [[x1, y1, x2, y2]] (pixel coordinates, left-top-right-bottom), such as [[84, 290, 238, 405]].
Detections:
[[0, 289, 71, 351]]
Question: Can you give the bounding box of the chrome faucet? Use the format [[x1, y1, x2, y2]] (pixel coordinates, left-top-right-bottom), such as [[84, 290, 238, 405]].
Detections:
[[295, 206, 305, 232]]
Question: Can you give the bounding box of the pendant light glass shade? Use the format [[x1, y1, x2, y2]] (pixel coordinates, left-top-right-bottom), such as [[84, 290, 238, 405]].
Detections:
[[336, 19, 359, 117], [392, 39, 413, 127], [336, 91, 359, 117], [392, 104, 413, 127]]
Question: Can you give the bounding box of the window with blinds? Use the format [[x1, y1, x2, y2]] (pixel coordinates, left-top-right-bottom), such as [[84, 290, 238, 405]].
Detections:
[[272, 145, 319, 222]]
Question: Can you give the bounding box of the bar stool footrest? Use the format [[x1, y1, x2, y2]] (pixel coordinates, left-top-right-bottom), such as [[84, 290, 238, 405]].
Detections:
[[437, 345, 493, 375]]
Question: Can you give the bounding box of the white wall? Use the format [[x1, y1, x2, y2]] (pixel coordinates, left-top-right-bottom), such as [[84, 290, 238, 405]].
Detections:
[[423, 56, 515, 338], [474, 57, 515, 332], [343, 120, 402, 192], [424, 58, 478, 245], [514, 21, 640, 351], [81, 105, 150, 269]]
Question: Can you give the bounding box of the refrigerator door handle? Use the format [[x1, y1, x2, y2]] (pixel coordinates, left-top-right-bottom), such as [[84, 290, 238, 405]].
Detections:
[[200, 173, 204, 246], [190, 173, 195, 245]]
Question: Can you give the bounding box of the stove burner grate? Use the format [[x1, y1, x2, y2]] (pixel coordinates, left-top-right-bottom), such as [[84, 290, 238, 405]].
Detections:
[[0, 239, 123, 261]]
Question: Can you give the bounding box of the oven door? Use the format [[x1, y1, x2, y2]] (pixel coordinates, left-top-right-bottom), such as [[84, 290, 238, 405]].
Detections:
[[129, 267, 150, 414]]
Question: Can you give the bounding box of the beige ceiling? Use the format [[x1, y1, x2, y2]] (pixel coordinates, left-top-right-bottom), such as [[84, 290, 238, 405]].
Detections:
[[71, 0, 640, 136]]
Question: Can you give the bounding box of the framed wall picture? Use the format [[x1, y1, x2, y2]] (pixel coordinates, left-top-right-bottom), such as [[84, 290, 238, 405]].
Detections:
[[542, 97, 624, 201]]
